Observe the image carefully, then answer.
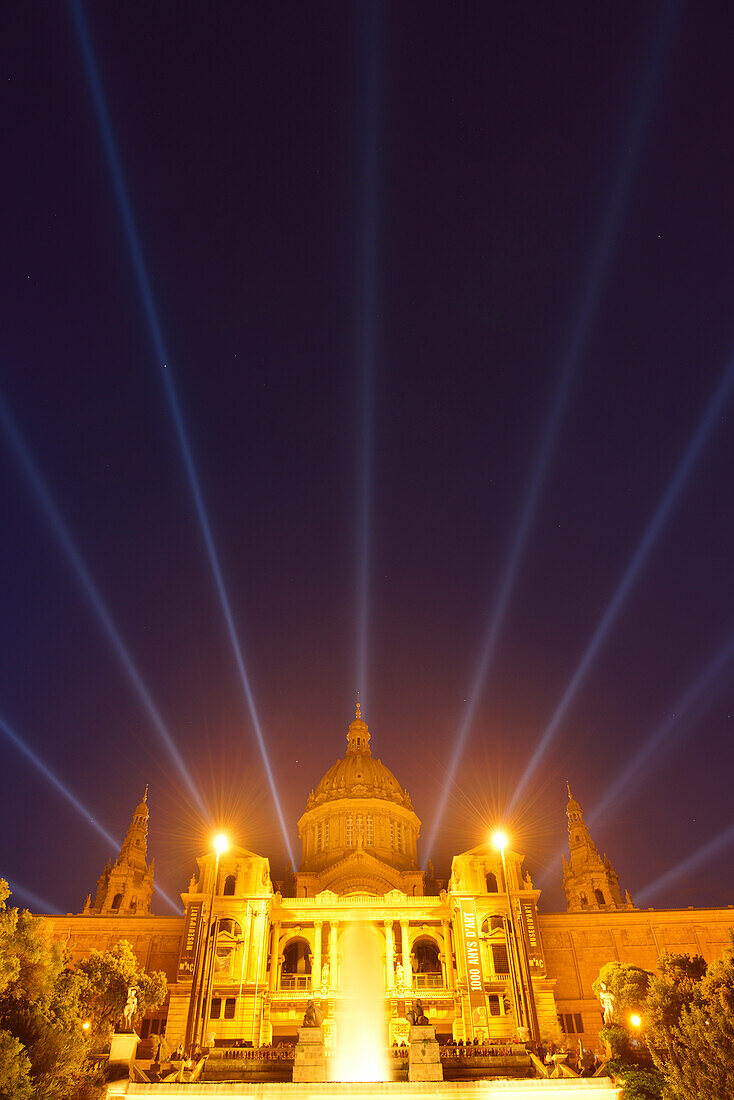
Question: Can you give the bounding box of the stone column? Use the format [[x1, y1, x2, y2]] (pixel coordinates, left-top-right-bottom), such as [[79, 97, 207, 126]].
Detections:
[[269, 921, 281, 992], [400, 920, 412, 991], [329, 920, 338, 989], [384, 920, 394, 989], [442, 919, 455, 990], [313, 920, 322, 993]]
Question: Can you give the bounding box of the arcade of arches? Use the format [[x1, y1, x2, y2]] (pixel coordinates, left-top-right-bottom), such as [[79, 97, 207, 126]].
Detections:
[[47, 709, 734, 1050]]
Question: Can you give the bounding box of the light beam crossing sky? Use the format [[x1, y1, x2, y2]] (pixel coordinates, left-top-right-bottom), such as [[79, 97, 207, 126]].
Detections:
[[69, 0, 295, 867], [423, 0, 684, 864]]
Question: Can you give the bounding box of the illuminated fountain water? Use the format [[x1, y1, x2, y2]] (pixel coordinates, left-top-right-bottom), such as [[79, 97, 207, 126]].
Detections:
[[330, 922, 390, 1082]]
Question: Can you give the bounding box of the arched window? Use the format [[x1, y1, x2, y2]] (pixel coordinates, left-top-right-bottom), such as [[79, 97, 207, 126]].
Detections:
[[281, 939, 312, 990], [488, 994, 501, 1016], [111, 893, 123, 911], [486, 872, 498, 893], [412, 940, 441, 986], [223, 874, 236, 896], [594, 888, 606, 907], [217, 918, 242, 937]]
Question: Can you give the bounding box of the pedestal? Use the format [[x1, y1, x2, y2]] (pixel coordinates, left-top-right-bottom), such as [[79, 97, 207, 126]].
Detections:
[[108, 1030, 139, 1069], [408, 1024, 443, 1082], [293, 1026, 326, 1083]]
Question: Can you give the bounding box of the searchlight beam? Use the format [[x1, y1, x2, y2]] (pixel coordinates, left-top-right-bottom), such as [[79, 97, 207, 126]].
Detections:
[[423, 0, 683, 863], [69, 0, 295, 865], [511, 351, 734, 813]]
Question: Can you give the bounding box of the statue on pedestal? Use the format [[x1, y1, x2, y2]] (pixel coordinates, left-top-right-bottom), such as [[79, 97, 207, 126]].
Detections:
[[598, 982, 615, 1024], [122, 987, 138, 1030], [321, 962, 329, 990], [395, 961, 405, 988], [302, 1000, 322, 1028], [407, 998, 429, 1026]]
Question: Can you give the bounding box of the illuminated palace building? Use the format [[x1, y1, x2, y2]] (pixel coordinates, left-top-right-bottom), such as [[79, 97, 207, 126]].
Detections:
[[51, 708, 734, 1050]]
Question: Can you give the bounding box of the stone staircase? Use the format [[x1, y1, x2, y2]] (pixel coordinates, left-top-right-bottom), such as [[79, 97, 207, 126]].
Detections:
[[117, 1075, 621, 1097]]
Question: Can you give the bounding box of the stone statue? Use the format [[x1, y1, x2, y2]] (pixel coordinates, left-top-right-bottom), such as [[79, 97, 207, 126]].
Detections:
[[598, 982, 615, 1024], [122, 986, 138, 1029], [395, 961, 405, 986], [524, 870, 533, 889], [302, 999, 322, 1028], [407, 998, 428, 1026], [188, 873, 198, 893], [321, 962, 329, 989]]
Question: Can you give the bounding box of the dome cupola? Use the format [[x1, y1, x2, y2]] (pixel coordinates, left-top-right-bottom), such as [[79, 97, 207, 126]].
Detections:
[[346, 698, 370, 754], [295, 706, 423, 897]]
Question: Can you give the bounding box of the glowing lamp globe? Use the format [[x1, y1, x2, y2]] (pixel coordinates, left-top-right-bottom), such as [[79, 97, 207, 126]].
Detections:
[[630, 1013, 642, 1029], [214, 833, 229, 856], [491, 830, 509, 852]]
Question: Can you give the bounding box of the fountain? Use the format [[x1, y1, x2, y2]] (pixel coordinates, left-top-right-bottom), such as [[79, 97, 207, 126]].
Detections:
[[330, 921, 390, 1082]]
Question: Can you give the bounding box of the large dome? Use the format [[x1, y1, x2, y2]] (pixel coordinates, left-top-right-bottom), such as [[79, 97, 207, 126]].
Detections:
[[305, 706, 413, 811], [295, 706, 423, 896]]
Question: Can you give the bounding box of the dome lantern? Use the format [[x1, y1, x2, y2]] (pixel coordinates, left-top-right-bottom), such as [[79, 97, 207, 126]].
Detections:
[[346, 696, 371, 755]]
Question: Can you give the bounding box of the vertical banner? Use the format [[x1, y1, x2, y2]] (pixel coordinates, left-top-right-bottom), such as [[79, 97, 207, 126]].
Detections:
[[518, 898, 545, 973], [178, 900, 204, 981], [457, 899, 485, 1037]]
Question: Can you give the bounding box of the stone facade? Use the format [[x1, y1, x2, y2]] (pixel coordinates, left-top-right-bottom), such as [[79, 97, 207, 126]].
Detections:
[[539, 905, 734, 1045], [39, 708, 734, 1054]]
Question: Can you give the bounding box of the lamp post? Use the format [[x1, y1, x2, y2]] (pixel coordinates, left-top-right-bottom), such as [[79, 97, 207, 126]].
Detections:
[[190, 833, 229, 1051], [491, 831, 539, 1046]]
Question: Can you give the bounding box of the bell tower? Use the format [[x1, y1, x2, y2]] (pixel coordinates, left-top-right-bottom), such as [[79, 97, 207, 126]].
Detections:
[[86, 788, 155, 915], [562, 783, 633, 912]]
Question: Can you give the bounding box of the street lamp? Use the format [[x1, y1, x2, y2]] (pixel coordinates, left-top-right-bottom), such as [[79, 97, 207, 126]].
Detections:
[[491, 830, 509, 853], [190, 832, 229, 1051], [490, 829, 539, 1046]]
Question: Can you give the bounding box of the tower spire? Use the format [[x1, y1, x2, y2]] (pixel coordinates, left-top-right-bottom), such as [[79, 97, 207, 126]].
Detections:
[[562, 782, 632, 913], [356, 691, 361, 720], [84, 789, 155, 915]]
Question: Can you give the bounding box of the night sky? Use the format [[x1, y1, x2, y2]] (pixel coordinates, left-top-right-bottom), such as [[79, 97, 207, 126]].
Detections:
[[3, 1, 734, 917]]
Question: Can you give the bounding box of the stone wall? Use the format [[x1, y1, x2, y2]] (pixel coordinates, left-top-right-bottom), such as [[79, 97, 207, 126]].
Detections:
[[539, 906, 734, 1044]]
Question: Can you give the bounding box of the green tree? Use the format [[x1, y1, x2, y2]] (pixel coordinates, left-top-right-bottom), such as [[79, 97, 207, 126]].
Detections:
[[0, 881, 92, 1100], [76, 939, 167, 1044], [592, 960, 662, 1100], [0, 882, 166, 1099], [645, 952, 707, 1075], [0, 1031, 31, 1100], [647, 938, 734, 1099], [593, 960, 652, 1058]]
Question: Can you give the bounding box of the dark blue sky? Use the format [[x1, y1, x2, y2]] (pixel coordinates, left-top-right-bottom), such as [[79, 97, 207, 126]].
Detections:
[[2, 1, 734, 915]]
